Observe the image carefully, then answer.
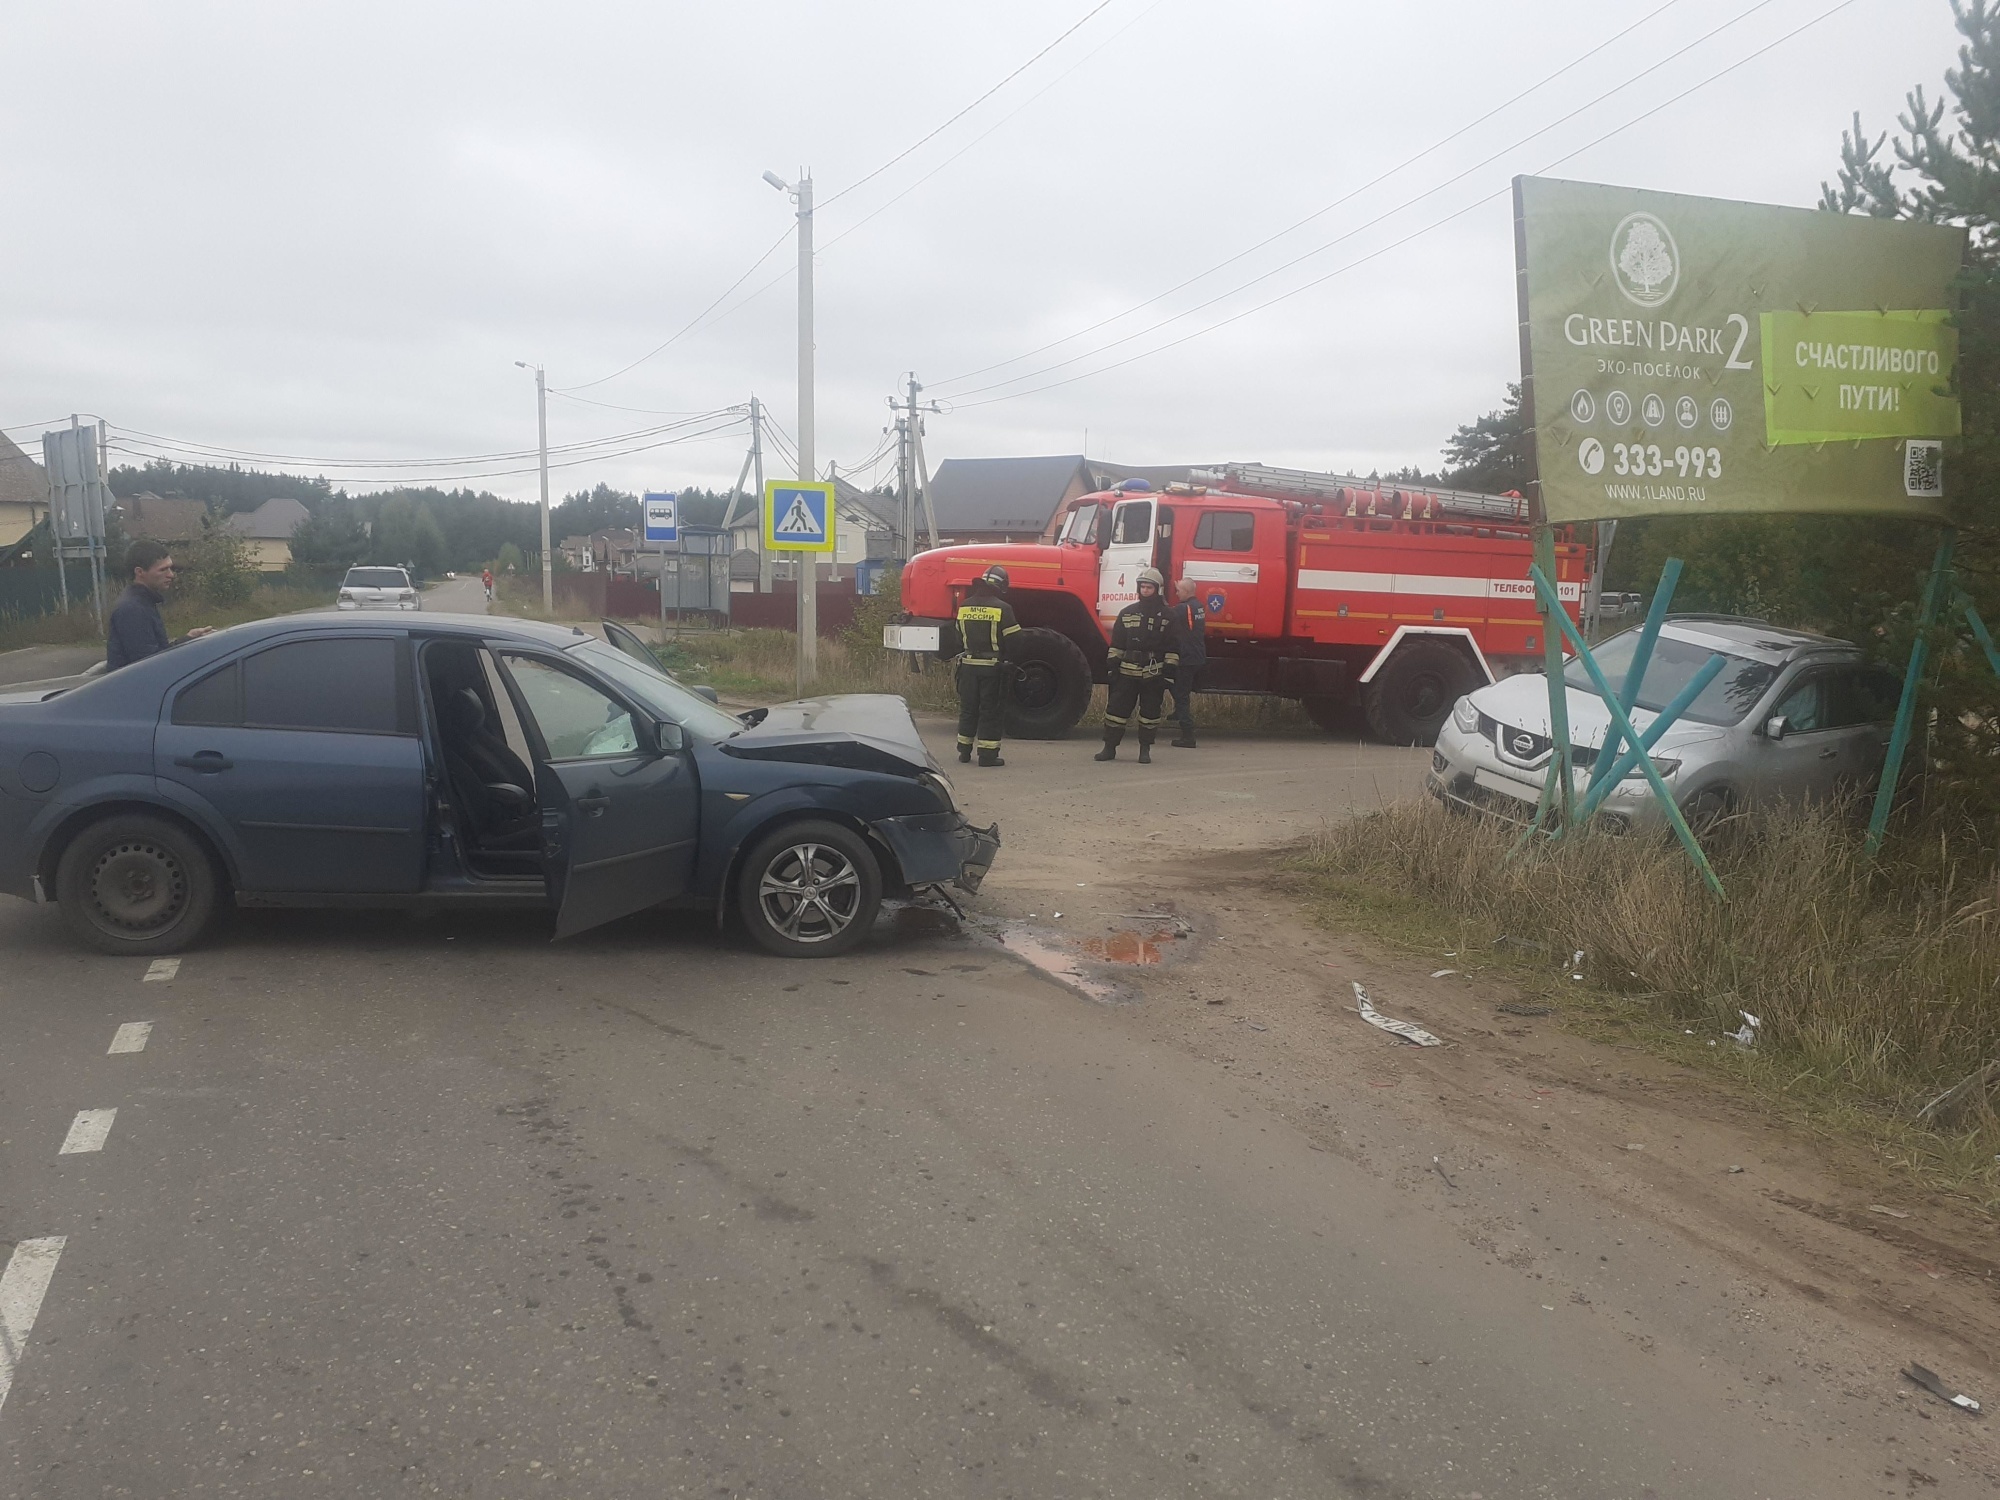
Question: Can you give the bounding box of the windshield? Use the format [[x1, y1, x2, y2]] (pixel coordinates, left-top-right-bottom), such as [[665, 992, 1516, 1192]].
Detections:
[[1565, 630, 1778, 726], [568, 639, 743, 741], [345, 568, 410, 588], [1059, 504, 1104, 545]]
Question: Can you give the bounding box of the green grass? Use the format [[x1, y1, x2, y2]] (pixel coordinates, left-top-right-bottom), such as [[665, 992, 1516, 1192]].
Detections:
[[1292, 797, 2000, 1208]]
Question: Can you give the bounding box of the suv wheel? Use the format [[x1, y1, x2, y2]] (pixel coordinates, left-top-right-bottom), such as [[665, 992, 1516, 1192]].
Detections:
[[737, 819, 883, 959], [55, 814, 220, 956]]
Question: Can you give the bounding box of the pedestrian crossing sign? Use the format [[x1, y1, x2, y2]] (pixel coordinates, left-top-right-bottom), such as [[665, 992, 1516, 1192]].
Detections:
[[763, 480, 836, 554]]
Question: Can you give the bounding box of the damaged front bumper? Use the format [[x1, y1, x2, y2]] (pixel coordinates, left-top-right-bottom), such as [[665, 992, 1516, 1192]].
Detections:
[[873, 812, 1002, 895]]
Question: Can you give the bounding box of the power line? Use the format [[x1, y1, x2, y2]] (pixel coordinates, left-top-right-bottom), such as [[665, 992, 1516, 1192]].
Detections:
[[952, 0, 1863, 410], [928, 0, 1688, 390], [548, 391, 730, 417], [818, 0, 1121, 210], [938, 0, 1786, 403], [556, 225, 795, 392]]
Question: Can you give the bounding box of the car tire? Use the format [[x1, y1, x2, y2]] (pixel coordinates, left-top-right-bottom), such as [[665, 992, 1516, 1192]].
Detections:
[[737, 819, 883, 959], [55, 813, 220, 956], [1004, 628, 1093, 739], [1362, 641, 1478, 746], [1684, 787, 1734, 833]]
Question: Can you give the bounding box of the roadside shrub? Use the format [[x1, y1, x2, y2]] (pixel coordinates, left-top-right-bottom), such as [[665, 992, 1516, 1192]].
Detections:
[[175, 520, 257, 606], [1299, 799, 2000, 1137]]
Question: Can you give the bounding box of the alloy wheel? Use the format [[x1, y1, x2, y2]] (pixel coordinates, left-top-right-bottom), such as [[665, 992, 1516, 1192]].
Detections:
[[757, 841, 863, 944]]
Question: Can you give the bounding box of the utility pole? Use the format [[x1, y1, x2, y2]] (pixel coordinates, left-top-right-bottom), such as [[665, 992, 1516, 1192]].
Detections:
[[891, 375, 942, 554], [766, 168, 815, 689], [515, 361, 552, 612]]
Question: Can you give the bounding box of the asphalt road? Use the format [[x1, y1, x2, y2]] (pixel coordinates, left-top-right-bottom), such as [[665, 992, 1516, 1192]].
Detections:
[[0, 699, 1972, 1496]]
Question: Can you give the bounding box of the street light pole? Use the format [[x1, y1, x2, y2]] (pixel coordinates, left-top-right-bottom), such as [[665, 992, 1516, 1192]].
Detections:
[[767, 168, 816, 691], [516, 360, 552, 613]]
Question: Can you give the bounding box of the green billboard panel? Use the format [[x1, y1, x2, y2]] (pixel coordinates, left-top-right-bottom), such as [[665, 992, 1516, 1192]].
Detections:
[[1515, 176, 1964, 523]]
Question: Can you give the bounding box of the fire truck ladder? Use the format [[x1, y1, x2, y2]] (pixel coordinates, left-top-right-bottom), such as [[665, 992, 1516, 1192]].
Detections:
[[1191, 463, 1530, 523]]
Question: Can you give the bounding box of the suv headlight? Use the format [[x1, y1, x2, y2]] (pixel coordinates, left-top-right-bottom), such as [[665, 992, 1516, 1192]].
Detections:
[[918, 771, 956, 811], [1451, 696, 1479, 733], [1621, 756, 1681, 780]]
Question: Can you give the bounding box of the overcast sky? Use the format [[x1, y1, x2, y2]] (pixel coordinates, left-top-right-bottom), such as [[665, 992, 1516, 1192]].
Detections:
[[0, 0, 1962, 504]]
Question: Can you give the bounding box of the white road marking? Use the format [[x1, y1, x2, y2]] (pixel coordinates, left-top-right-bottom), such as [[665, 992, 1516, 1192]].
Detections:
[[107, 1022, 153, 1054], [0, 1236, 67, 1416], [58, 1109, 117, 1155], [143, 958, 180, 982]]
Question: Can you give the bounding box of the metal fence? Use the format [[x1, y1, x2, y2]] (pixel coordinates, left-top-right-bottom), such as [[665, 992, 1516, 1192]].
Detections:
[[0, 563, 100, 623]]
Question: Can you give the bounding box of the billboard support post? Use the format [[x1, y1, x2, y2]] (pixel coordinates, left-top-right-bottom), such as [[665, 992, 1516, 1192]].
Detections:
[[1587, 557, 1683, 797], [1865, 528, 1957, 857]]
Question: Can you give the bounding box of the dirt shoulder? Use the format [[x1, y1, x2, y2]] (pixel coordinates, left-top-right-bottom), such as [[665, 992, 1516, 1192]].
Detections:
[[926, 713, 1998, 1476]]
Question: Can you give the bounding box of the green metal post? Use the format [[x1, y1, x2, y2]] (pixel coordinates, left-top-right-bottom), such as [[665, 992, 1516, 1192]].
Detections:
[[1532, 526, 1573, 830], [1957, 594, 2000, 680], [1532, 565, 1725, 900], [1576, 653, 1725, 824], [1588, 557, 1684, 795], [1865, 529, 1956, 857]]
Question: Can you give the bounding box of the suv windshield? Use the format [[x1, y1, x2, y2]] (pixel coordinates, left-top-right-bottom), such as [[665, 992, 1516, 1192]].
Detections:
[[1565, 630, 1779, 726], [568, 639, 742, 741], [344, 568, 410, 588]]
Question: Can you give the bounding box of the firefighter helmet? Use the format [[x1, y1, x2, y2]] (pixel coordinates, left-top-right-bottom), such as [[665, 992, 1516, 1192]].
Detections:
[[980, 565, 1010, 589], [1136, 567, 1165, 592]]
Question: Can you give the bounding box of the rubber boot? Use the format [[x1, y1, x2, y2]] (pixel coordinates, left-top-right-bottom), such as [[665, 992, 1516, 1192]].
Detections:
[[1093, 730, 1120, 762], [956, 745, 972, 764], [1137, 734, 1154, 765], [1171, 732, 1197, 748], [977, 749, 1005, 768]]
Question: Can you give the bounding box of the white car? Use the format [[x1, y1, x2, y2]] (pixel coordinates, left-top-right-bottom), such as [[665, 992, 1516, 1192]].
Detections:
[[338, 566, 422, 612], [1429, 616, 1902, 832]]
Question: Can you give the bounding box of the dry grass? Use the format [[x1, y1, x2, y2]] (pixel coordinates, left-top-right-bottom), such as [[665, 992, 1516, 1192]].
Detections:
[[1297, 798, 2000, 1205]]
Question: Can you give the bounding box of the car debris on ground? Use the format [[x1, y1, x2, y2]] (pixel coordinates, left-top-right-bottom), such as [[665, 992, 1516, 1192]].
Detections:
[[1903, 1364, 1983, 1414], [1352, 982, 1445, 1047]]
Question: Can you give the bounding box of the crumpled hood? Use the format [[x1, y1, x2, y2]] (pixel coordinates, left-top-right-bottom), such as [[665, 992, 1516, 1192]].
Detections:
[[1471, 672, 1725, 754], [722, 692, 939, 776]]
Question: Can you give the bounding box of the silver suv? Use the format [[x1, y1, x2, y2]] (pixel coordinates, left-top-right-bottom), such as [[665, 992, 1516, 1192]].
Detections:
[[1429, 617, 1902, 832], [337, 566, 421, 611]]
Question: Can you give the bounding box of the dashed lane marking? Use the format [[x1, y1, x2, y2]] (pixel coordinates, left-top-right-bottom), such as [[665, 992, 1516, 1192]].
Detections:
[[0, 1236, 67, 1417], [107, 1022, 152, 1054], [58, 1109, 117, 1155], [143, 958, 180, 982]]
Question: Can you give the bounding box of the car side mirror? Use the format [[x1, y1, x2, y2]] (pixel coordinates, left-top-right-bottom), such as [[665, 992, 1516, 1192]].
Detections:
[[654, 720, 688, 755], [1764, 715, 1790, 741], [694, 685, 720, 705]]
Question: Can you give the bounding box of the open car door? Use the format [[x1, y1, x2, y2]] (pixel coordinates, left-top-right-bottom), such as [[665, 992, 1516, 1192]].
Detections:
[[494, 648, 700, 939], [600, 620, 722, 703]]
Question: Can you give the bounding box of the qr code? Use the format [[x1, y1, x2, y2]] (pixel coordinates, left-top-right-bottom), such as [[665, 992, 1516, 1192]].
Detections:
[[1905, 440, 1943, 498]]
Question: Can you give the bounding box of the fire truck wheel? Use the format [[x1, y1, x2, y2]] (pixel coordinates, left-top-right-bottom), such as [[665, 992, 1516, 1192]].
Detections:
[[1362, 640, 1477, 746], [1005, 628, 1093, 739]]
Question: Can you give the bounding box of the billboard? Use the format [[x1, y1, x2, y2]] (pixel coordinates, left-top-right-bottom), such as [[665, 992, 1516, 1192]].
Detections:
[[1515, 176, 1965, 524]]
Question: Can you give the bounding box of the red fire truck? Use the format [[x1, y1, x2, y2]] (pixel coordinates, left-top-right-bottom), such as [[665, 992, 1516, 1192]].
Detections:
[[885, 463, 1587, 745]]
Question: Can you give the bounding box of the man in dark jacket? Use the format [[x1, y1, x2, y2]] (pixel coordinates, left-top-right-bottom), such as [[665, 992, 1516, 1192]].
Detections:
[[952, 566, 1020, 768], [107, 539, 211, 671], [1165, 578, 1207, 748], [1094, 568, 1177, 764]]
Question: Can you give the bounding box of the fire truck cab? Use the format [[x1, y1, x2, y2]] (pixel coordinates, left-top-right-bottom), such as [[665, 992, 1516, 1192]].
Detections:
[[886, 466, 1586, 745]]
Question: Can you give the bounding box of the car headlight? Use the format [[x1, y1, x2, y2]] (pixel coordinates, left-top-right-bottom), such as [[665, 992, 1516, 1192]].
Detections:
[[918, 771, 956, 810], [1622, 756, 1681, 780], [1451, 696, 1479, 733]]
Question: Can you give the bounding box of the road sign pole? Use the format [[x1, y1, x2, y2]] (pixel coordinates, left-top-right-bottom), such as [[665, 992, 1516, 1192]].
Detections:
[[794, 171, 816, 694]]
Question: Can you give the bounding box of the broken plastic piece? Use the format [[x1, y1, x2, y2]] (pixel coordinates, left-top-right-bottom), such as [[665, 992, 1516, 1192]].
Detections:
[[1431, 1156, 1457, 1189], [1352, 982, 1443, 1047], [1904, 1364, 1982, 1414], [1725, 1011, 1761, 1047], [1431, 969, 1458, 978]]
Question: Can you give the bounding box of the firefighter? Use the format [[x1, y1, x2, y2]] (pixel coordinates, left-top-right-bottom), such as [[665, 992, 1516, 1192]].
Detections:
[[1094, 567, 1177, 764], [953, 565, 1020, 768], [1166, 577, 1206, 748]]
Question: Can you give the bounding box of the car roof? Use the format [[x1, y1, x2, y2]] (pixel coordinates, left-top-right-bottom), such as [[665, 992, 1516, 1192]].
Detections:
[[202, 610, 595, 650], [1657, 615, 1855, 663]]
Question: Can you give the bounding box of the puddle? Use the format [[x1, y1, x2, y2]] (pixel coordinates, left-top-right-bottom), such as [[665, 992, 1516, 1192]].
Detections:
[[993, 928, 1119, 1003], [1078, 929, 1175, 965], [886, 903, 963, 941]]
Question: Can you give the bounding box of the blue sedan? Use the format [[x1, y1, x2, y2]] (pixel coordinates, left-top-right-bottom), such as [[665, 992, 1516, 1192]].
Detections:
[[0, 613, 998, 958]]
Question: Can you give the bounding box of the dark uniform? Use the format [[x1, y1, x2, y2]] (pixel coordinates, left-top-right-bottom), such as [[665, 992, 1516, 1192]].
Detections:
[[1095, 591, 1178, 763], [953, 582, 1020, 767], [1165, 595, 1206, 747]]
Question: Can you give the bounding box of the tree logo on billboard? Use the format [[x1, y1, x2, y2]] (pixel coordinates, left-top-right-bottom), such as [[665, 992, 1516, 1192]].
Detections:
[[1610, 212, 1679, 307]]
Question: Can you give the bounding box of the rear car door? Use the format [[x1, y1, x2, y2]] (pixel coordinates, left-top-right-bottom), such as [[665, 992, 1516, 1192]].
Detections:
[[1822, 665, 1903, 796], [495, 649, 698, 938], [156, 633, 426, 892]]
